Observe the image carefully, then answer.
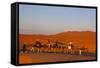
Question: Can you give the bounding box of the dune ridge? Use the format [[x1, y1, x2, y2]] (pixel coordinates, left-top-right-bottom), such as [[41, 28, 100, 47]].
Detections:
[[19, 31, 96, 53]]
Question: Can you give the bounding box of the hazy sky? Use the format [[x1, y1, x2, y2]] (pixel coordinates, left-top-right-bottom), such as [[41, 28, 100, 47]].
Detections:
[[19, 4, 96, 35]]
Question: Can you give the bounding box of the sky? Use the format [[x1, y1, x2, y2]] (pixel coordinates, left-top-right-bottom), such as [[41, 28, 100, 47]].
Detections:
[[19, 4, 96, 35]]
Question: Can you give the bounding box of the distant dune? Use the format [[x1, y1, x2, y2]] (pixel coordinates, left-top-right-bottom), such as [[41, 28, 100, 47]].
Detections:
[[19, 31, 96, 53]]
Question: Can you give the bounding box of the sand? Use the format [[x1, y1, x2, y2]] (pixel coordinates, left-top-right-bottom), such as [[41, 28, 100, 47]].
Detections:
[[19, 31, 96, 52], [19, 31, 96, 64], [19, 53, 96, 64]]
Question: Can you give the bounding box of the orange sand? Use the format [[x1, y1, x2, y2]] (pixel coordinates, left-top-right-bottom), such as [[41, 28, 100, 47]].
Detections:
[[19, 31, 96, 64], [19, 31, 96, 52], [19, 53, 96, 64]]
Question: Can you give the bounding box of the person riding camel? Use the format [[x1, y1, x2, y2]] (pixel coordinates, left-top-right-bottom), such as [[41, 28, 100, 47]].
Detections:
[[68, 41, 74, 50], [53, 40, 59, 48], [34, 40, 42, 48], [67, 41, 74, 54], [47, 39, 51, 48], [21, 43, 28, 53]]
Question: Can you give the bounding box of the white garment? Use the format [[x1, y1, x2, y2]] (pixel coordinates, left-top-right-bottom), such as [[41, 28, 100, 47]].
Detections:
[[68, 45, 71, 49], [79, 50, 82, 55]]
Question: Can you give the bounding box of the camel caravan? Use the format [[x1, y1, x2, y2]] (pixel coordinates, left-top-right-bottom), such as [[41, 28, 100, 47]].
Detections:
[[20, 40, 88, 55]]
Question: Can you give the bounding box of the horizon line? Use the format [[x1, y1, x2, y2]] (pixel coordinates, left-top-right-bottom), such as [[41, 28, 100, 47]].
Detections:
[[19, 30, 96, 36]]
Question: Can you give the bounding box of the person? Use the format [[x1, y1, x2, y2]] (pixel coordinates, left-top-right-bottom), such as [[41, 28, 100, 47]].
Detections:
[[33, 40, 42, 53], [34, 40, 42, 48], [67, 41, 74, 54], [47, 39, 51, 48], [21, 44, 28, 53], [55, 40, 59, 48], [68, 41, 73, 50], [79, 49, 82, 55], [78, 46, 87, 55]]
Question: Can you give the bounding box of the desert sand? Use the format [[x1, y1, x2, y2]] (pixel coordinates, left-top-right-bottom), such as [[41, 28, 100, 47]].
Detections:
[[19, 31, 96, 52], [19, 31, 96, 64], [19, 53, 96, 64]]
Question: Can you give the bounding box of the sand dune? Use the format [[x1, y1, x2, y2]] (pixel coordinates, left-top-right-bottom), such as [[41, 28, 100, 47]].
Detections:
[[19, 31, 96, 53], [19, 31, 96, 64]]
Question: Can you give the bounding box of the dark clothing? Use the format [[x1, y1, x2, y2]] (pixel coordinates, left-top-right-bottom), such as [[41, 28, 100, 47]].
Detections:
[[22, 44, 27, 52], [34, 41, 42, 48]]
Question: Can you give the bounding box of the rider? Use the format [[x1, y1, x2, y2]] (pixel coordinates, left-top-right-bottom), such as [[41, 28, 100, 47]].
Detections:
[[67, 41, 74, 54], [68, 41, 74, 50], [22, 43, 28, 53], [47, 39, 51, 48], [35, 39, 42, 48]]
